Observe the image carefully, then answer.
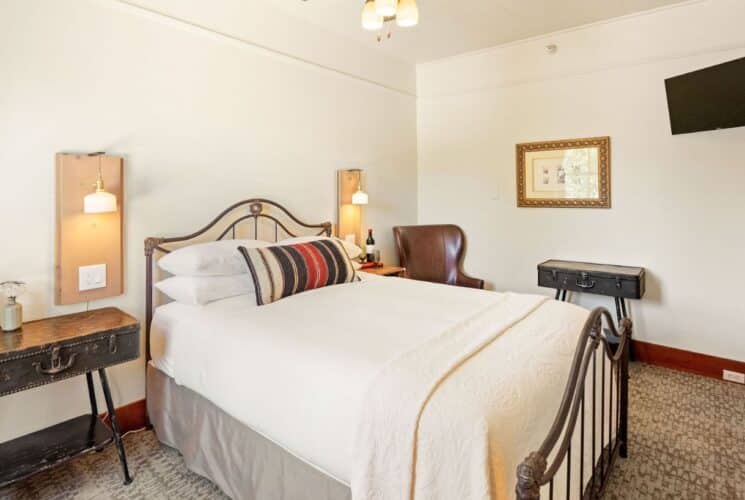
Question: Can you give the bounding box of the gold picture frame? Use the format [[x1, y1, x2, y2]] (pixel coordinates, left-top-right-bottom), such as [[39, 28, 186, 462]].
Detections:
[[516, 136, 610, 208]]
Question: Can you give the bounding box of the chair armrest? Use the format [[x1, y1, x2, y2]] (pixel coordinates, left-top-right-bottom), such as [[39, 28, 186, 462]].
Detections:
[[456, 272, 485, 289]]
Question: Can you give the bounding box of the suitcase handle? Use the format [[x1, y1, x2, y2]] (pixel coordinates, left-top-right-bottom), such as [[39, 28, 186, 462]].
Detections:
[[34, 346, 77, 375], [576, 272, 596, 289]]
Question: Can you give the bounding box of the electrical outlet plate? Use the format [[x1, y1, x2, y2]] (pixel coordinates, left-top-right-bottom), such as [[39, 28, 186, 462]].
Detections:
[[722, 369, 745, 384], [79, 264, 107, 292]]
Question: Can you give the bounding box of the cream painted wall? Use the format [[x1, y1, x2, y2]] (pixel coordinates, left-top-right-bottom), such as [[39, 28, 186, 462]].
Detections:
[[417, 0, 745, 361], [0, 0, 417, 441]]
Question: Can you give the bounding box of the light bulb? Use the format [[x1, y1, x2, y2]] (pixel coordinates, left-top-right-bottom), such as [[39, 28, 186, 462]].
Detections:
[[396, 0, 418, 27], [361, 0, 383, 30], [374, 0, 397, 18]]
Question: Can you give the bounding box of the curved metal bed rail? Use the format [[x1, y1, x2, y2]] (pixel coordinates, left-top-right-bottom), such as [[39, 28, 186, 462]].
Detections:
[[144, 198, 332, 256], [516, 307, 632, 500]]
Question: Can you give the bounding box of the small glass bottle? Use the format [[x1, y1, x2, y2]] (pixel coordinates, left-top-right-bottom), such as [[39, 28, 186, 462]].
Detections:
[[1, 281, 26, 332]]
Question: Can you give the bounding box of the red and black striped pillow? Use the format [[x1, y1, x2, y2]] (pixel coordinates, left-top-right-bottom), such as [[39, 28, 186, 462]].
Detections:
[[237, 239, 359, 305]]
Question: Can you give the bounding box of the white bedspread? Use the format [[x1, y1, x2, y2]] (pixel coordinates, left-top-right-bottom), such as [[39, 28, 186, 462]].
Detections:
[[150, 274, 590, 497]]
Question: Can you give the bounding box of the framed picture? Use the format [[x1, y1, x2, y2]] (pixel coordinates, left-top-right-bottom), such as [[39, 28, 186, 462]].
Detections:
[[516, 136, 610, 208]]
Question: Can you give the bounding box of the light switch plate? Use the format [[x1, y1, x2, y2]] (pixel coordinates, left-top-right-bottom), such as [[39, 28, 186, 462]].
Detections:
[[79, 264, 107, 292]]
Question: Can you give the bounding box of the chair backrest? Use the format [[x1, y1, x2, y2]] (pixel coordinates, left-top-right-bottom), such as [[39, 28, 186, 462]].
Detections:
[[393, 224, 483, 289]]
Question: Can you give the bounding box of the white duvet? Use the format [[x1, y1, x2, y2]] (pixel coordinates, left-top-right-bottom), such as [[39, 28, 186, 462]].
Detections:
[[150, 273, 591, 498]]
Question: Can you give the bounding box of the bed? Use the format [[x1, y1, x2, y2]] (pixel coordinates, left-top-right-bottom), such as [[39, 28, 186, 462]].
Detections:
[[144, 199, 631, 500]]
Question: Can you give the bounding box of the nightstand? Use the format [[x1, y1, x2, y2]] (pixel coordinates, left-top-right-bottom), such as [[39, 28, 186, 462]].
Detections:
[[0, 307, 139, 488], [360, 265, 406, 277]]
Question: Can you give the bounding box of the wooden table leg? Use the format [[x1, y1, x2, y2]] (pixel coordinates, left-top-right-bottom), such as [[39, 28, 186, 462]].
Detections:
[[98, 368, 132, 485]]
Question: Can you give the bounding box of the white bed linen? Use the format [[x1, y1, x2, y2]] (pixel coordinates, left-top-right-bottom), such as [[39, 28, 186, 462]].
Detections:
[[150, 274, 592, 496]]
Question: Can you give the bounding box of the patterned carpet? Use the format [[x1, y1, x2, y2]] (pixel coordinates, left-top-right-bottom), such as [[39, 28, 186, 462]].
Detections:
[[3, 363, 744, 499]]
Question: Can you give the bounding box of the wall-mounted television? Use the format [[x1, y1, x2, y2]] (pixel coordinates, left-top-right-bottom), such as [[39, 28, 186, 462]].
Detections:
[[665, 56, 745, 135]]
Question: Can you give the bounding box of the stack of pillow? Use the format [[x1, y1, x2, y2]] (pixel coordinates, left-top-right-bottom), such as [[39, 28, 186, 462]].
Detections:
[[155, 237, 363, 306]]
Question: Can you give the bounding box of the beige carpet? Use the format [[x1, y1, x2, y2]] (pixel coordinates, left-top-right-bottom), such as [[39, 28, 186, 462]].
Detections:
[[3, 363, 744, 499]]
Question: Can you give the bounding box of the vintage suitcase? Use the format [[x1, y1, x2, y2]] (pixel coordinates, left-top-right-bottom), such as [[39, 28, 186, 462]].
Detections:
[[0, 308, 139, 397], [537, 260, 645, 299]]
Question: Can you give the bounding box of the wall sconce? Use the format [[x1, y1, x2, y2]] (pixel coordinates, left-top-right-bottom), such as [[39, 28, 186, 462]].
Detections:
[[337, 169, 368, 246], [83, 153, 117, 214], [352, 180, 369, 206], [56, 152, 124, 305]]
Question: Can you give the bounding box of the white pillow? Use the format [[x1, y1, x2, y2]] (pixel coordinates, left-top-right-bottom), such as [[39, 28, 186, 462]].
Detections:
[[155, 275, 254, 305], [278, 236, 362, 260], [158, 239, 269, 276]]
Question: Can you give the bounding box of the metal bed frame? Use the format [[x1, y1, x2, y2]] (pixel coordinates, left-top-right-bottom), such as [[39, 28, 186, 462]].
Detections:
[[516, 310, 631, 500], [143, 198, 630, 500]]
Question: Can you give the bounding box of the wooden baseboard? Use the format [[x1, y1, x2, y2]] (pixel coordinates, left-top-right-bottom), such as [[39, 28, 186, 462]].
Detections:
[[101, 398, 146, 434], [633, 340, 745, 381]]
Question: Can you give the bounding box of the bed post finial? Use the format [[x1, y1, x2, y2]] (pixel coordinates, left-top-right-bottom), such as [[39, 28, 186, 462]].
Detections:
[[145, 237, 164, 257], [516, 451, 546, 500]]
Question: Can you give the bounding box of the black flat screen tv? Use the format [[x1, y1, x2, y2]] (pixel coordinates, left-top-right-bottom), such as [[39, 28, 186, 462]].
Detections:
[[665, 56, 745, 135]]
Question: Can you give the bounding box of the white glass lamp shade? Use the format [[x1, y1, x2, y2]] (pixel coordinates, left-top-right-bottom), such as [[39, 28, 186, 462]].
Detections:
[[352, 189, 369, 205], [84, 190, 117, 213], [396, 0, 419, 27], [362, 0, 383, 30], [374, 0, 397, 18]]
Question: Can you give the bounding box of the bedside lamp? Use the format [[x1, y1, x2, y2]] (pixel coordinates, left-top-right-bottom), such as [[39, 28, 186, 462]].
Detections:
[[337, 169, 369, 247], [352, 183, 369, 205], [84, 155, 117, 214]]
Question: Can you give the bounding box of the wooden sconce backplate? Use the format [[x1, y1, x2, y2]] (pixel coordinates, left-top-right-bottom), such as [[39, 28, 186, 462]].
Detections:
[[55, 153, 124, 305]]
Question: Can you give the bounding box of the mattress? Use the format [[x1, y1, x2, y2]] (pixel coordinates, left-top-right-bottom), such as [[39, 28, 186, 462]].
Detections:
[[150, 274, 596, 497]]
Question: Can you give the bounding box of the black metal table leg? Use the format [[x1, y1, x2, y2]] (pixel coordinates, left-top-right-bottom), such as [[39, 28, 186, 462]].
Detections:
[[85, 372, 102, 449], [555, 288, 561, 300], [98, 368, 132, 485], [86, 372, 98, 416], [620, 297, 627, 318], [614, 296, 623, 324], [561, 289, 568, 301]]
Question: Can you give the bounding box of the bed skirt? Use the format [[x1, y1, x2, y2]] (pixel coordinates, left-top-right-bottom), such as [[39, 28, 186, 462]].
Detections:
[[147, 364, 351, 500]]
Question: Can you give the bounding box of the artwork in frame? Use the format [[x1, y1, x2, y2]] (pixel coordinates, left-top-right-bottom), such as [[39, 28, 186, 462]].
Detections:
[[516, 136, 610, 208]]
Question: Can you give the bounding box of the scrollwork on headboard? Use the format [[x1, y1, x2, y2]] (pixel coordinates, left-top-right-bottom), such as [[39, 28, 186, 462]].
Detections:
[[144, 198, 332, 256]]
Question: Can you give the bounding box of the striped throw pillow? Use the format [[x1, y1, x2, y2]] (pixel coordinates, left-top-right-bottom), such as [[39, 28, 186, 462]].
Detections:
[[237, 239, 359, 305]]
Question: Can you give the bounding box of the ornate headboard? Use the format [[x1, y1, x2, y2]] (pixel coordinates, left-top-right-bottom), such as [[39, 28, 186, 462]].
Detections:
[[143, 198, 332, 364]]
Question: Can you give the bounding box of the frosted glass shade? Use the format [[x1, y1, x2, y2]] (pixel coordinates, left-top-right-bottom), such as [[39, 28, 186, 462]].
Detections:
[[352, 189, 369, 205], [375, 0, 397, 17], [84, 190, 117, 213], [362, 0, 383, 30], [396, 0, 418, 27]]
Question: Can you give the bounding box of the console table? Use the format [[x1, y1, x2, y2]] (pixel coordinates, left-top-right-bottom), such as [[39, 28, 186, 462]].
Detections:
[[537, 260, 646, 324], [0, 307, 139, 488]]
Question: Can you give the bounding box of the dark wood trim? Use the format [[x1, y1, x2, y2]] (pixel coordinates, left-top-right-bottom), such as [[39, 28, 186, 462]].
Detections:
[[101, 398, 146, 434], [633, 340, 745, 381]]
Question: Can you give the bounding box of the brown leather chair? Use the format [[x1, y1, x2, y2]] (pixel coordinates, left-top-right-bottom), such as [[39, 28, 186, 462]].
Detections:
[[393, 225, 484, 289]]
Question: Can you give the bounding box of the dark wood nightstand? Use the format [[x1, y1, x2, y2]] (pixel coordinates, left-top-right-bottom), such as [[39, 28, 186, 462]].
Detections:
[[0, 307, 139, 488], [361, 265, 406, 277]]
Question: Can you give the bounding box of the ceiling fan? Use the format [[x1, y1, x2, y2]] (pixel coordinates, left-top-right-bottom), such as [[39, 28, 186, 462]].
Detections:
[[361, 0, 419, 42]]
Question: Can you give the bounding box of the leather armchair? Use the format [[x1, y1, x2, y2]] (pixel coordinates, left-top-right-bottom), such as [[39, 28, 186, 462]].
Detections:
[[393, 225, 484, 289]]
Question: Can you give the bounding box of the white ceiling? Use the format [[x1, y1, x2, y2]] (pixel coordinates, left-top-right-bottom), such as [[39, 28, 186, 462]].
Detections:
[[259, 0, 688, 63]]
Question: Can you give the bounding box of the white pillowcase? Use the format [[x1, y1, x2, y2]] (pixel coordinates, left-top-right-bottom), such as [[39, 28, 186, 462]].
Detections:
[[155, 275, 255, 305], [278, 236, 362, 260], [158, 239, 269, 276]]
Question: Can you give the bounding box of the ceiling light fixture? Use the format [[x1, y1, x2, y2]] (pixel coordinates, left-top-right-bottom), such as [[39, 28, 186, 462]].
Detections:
[[361, 0, 418, 42]]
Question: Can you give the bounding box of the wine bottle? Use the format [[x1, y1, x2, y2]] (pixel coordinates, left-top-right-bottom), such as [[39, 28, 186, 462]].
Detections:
[[366, 228, 376, 263]]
